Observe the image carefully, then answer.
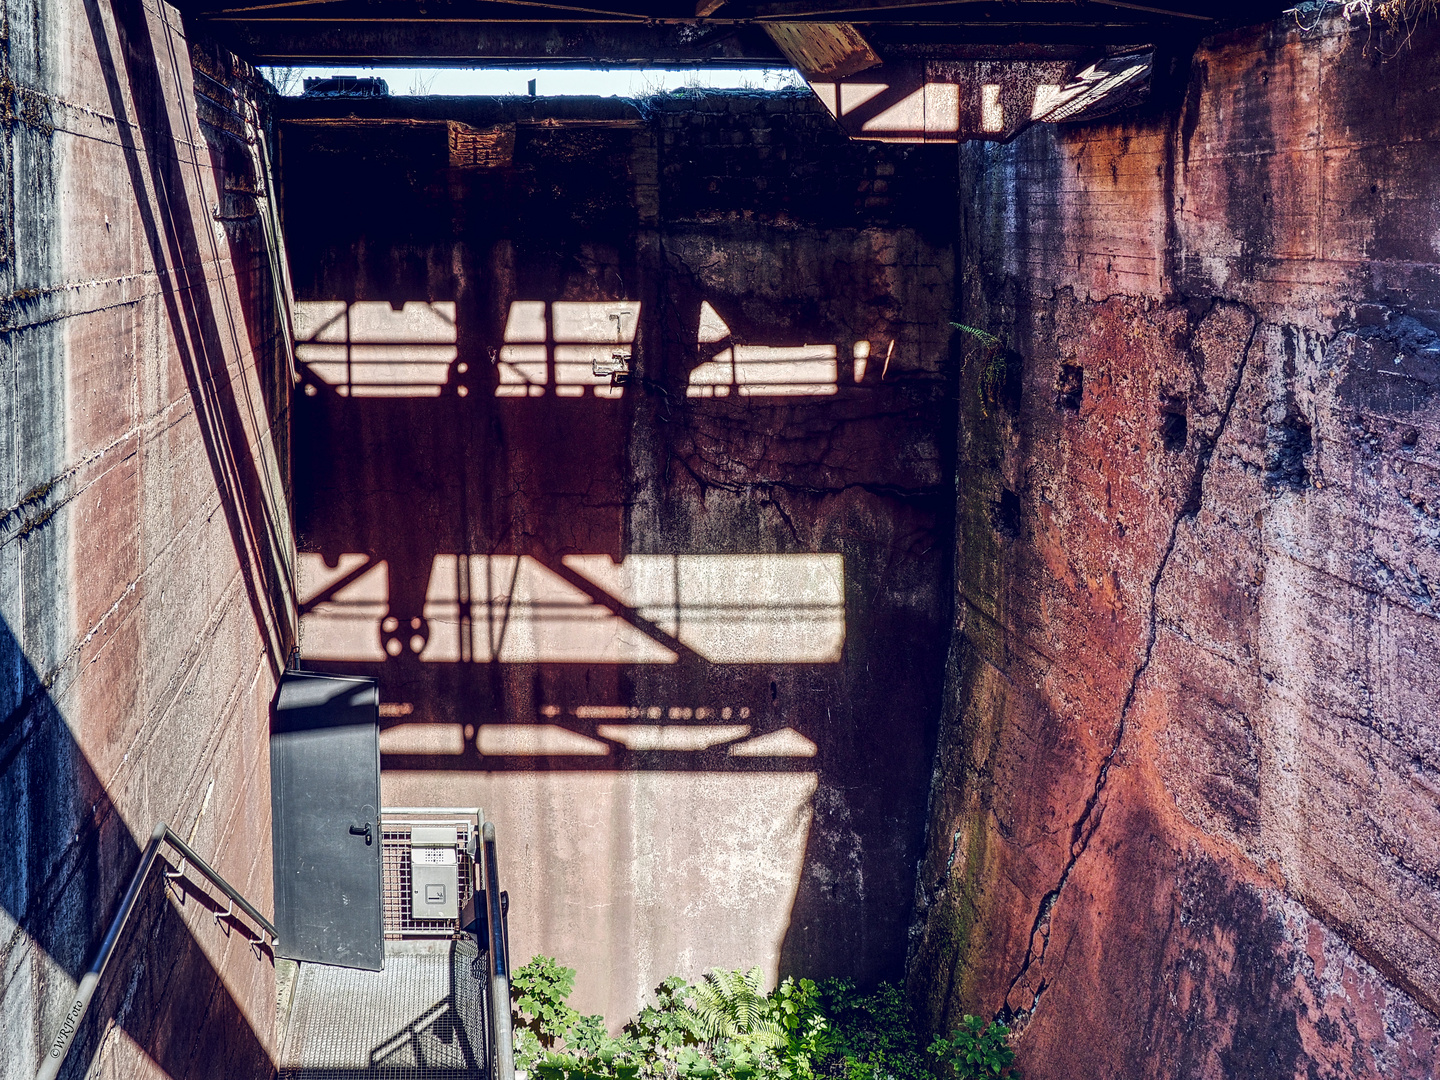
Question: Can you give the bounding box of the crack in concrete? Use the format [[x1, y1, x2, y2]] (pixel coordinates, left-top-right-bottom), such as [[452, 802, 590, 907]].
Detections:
[[998, 310, 1259, 1030]]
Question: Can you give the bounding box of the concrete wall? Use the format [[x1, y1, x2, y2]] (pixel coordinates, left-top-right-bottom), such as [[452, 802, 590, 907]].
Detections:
[[0, 0, 293, 1076], [279, 90, 957, 1022], [911, 12, 1440, 1078]]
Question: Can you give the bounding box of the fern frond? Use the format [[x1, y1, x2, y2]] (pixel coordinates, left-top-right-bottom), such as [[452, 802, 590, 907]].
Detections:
[[682, 968, 783, 1048]]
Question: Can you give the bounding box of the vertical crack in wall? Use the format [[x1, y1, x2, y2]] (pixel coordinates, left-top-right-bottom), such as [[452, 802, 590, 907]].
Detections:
[[999, 307, 1259, 1030]]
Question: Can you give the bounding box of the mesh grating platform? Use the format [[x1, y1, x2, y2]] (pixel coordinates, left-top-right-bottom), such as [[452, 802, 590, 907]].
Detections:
[[278, 939, 488, 1080]]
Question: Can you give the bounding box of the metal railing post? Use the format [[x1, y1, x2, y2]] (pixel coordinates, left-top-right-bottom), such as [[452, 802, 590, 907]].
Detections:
[[483, 821, 515, 1080]]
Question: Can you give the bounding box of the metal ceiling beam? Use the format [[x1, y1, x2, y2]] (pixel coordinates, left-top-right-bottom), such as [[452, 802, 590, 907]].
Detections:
[[198, 0, 1226, 21], [187, 0, 1287, 67], [210, 22, 791, 65]]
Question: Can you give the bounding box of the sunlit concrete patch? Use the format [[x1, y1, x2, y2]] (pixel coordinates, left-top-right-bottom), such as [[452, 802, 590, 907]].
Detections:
[[552, 300, 638, 393], [563, 554, 846, 663], [379, 723, 466, 755], [689, 345, 838, 397], [852, 340, 871, 382], [596, 725, 751, 751], [497, 343, 548, 396], [476, 725, 610, 756], [576, 704, 753, 721], [296, 301, 456, 397], [697, 300, 730, 344], [498, 300, 639, 398], [381, 769, 818, 1021], [806, 57, 1088, 143], [686, 302, 839, 397], [298, 553, 388, 661], [728, 728, 818, 757], [420, 555, 678, 664]]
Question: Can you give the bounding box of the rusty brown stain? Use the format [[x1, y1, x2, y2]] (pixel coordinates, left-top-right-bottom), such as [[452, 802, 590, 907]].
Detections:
[[763, 22, 881, 80], [448, 122, 516, 168]]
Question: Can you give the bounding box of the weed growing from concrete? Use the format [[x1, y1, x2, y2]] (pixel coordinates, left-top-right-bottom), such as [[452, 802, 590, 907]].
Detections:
[[952, 323, 1008, 418], [927, 1016, 1020, 1080], [510, 957, 1019, 1080]]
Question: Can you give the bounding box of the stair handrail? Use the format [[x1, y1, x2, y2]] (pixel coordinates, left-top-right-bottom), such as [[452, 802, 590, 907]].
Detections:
[[36, 822, 277, 1080], [482, 820, 516, 1080]]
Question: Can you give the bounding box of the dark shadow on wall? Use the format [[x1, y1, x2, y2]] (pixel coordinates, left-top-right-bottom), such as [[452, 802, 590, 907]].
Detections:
[[292, 377, 951, 988], [81, 0, 295, 680], [279, 108, 958, 989], [290, 368, 951, 985], [0, 614, 274, 1080]]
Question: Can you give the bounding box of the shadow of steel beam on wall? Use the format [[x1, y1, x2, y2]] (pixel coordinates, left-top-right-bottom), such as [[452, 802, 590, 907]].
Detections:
[[529, 552, 704, 664], [82, 0, 295, 681], [0, 615, 274, 1080]]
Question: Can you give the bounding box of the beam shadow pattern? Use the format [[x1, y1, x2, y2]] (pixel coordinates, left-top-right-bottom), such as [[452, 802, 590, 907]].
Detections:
[[281, 99, 957, 1014], [82, 0, 298, 682]]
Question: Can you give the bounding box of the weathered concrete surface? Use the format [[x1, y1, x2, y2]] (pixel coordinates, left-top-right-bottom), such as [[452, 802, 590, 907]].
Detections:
[[911, 12, 1440, 1078], [281, 90, 957, 1022], [0, 1, 293, 1076]]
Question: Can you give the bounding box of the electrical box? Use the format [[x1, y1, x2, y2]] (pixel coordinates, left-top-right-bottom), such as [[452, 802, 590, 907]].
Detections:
[[410, 826, 460, 921]]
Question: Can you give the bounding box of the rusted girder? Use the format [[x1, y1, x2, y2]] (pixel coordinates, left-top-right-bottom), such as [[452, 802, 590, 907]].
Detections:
[[188, 0, 1283, 66]]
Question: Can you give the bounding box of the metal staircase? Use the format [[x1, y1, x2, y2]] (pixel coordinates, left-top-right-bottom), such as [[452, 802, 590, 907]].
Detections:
[[35, 809, 514, 1080], [274, 809, 515, 1080], [277, 938, 487, 1079]]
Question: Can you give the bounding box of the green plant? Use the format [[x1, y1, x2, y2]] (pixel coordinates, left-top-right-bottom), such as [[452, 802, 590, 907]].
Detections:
[[770, 978, 834, 1080], [626, 974, 700, 1074], [511, 958, 956, 1080], [514, 954, 582, 1051], [821, 980, 930, 1080], [951, 323, 1001, 352], [928, 1016, 1020, 1080], [951, 323, 1009, 417], [685, 968, 784, 1050], [513, 956, 641, 1080]]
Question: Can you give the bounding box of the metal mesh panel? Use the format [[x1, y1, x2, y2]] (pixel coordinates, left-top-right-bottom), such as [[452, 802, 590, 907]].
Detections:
[[382, 819, 475, 938], [278, 938, 486, 1080]]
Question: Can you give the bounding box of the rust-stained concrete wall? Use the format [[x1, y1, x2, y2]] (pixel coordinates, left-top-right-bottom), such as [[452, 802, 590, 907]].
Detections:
[[912, 12, 1440, 1078], [280, 90, 956, 1022], [1, 1, 293, 1076]]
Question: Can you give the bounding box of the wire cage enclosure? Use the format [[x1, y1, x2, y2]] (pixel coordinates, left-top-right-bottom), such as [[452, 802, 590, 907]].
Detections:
[[381, 809, 479, 938]]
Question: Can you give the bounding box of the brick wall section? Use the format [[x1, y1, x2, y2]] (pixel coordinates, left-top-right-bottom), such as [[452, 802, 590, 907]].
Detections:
[[1, 2, 293, 1078], [911, 13, 1440, 1078]]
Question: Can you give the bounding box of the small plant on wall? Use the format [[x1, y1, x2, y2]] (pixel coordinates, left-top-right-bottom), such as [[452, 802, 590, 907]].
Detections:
[[928, 1015, 1021, 1080], [952, 323, 1011, 418]]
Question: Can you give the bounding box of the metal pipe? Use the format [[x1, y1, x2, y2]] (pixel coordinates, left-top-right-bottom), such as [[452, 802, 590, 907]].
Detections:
[[36, 823, 276, 1080], [483, 821, 515, 1080], [162, 828, 279, 942], [500, 890, 512, 981], [383, 806, 482, 816], [37, 825, 166, 1080]]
